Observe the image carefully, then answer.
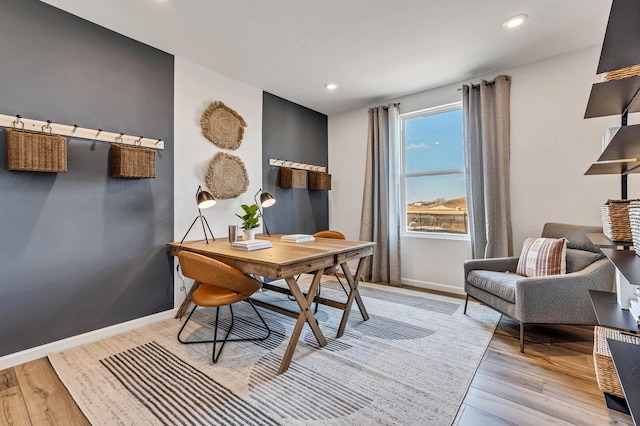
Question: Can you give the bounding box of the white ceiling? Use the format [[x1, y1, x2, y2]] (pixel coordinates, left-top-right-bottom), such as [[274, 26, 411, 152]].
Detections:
[[41, 0, 612, 115]]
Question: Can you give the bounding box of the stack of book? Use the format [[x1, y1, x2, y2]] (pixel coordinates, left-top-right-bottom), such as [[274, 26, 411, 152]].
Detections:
[[231, 239, 272, 251], [281, 234, 315, 243], [630, 299, 640, 325]]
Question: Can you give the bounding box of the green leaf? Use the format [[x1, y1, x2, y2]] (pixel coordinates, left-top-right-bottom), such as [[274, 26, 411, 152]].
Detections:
[[236, 203, 262, 229]]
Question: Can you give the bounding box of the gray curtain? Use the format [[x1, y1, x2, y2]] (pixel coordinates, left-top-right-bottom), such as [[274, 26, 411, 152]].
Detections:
[[360, 104, 401, 285], [463, 75, 513, 259]]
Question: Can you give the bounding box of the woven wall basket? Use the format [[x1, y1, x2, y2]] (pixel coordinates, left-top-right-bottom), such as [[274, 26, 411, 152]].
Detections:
[[200, 101, 247, 150], [110, 144, 156, 179], [205, 152, 249, 199], [5, 128, 67, 173], [308, 171, 331, 190], [279, 167, 307, 188]]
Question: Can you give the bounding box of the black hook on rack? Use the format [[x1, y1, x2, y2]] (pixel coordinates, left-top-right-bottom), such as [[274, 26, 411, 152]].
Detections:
[[12, 115, 24, 129], [41, 119, 53, 133]]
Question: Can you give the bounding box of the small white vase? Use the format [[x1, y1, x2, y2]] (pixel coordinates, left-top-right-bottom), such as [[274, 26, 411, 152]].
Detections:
[[242, 228, 255, 241]]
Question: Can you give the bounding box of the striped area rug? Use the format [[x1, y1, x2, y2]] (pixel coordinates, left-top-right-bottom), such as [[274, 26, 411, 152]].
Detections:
[[49, 280, 499, 425]]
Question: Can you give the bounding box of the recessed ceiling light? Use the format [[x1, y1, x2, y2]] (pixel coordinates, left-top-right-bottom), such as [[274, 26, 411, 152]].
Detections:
[[324, 83, 338, 90], [503, 14, 528, 29]]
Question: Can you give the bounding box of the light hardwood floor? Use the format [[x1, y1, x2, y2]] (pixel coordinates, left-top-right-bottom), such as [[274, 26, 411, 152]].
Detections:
[[456, 317, 633, 425], [0, 311, 634, 425]]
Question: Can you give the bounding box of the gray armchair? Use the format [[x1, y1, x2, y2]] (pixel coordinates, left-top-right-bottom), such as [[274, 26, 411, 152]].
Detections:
[[463, 223, 614, 352]]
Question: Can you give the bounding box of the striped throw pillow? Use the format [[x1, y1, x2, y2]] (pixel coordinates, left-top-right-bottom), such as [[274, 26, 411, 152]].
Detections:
[[516, 237, 568, 277]]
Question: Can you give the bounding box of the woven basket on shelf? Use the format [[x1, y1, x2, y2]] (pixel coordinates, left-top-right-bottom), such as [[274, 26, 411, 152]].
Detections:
[[5, 128, 67, 173], [605, 64, 640, 81], [110, 144, 156, 179], [279, 167, 307, 188], [628, 202, 640, 252], [593, 326, 640, 398], [308, 171, 331, 190], [601, 199, 640, 242]]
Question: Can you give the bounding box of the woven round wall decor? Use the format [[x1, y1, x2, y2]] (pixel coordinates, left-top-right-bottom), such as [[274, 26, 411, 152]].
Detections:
[[200, 101, 247, 150], [205, 152, 249, 199]]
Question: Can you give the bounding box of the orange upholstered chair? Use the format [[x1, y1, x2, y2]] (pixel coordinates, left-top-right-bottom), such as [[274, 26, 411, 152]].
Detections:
[[313, 230, 347, 240], [310, 230, 350, 312], [177, 251, 270, 363]]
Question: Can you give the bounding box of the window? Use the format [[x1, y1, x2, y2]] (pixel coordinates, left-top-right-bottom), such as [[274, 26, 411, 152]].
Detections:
[[400, 102, 468, 236]]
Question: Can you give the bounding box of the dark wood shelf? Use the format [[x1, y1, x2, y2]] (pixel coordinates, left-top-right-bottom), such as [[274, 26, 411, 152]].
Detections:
[[587, 232, 628, 249], [584, 76, 640, 119], [585, 161, 640, 176], [607, 339, 640, 424], [602, 248, 640, 285], [598, 125, 640, 162], [590, 290, 639, 332], [597, 0, 640, 74]]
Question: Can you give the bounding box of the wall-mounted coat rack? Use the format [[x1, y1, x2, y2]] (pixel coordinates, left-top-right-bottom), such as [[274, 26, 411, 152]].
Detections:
[[269, 158, 326, 172], [0, 114, 164, 150]]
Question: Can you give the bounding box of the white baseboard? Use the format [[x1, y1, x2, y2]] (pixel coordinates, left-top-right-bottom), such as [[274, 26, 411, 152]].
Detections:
[[0, 309, 178, 371], [401, 278, 465, 296]]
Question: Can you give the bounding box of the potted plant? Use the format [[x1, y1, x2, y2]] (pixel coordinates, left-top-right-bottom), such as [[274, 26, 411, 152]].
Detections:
[[236, 203, 261, 240]]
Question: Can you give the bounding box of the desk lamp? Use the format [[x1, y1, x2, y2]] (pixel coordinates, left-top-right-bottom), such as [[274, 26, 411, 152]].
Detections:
[[254, 188, 276, 236], [180, 186, 216, 244]]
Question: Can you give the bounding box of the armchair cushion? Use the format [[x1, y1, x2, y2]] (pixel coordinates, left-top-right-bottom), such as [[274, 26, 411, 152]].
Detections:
[[566, 248, 603, 273], [467, 270, 518, 303], [516, 237, 567, 277]]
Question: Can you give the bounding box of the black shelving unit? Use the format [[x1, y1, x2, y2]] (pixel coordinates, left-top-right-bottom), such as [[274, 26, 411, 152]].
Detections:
[[584, 77, 640, 120], [585, 3, 640, 423], [584, 0, 640, 200], [607, 339, 640, 425], [585, 160, 640, 176], [597, 125, 640, 162], [590, 290, 639, 332], [597, 0, 640, 74]]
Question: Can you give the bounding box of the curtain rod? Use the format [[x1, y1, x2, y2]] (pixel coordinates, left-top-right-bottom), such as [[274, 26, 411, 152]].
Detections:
[[458, 75, 511, 91]]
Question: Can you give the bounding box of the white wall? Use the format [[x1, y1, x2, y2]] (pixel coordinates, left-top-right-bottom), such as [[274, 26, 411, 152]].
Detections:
[[174, 57, 263, 307], [329, 46, 638, 294]]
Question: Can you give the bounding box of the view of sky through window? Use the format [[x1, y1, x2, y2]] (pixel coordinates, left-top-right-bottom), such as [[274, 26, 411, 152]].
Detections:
[[404, 108, 464, 204]]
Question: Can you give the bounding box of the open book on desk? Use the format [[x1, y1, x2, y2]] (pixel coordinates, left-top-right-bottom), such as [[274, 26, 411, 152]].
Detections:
[[231, 239, 273, 251], [280, 234, 315, 243]]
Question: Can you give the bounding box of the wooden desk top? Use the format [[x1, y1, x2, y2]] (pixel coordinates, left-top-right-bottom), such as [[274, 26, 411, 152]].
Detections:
[[167, 235, 375, 279]]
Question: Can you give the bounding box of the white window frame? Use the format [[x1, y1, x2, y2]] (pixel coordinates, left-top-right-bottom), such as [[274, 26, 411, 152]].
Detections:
[[399, 101, 469, 240]]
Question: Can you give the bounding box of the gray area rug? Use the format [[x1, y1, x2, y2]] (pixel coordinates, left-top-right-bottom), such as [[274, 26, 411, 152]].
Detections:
[[49, 280, 499, 425]]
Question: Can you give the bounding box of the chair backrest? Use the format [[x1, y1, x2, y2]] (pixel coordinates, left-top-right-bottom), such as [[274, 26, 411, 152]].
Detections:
[[541, 223, 605, 273], [541, 222, 603, 253], [313, 230, 346, 240], [178, 251, 261, 297]]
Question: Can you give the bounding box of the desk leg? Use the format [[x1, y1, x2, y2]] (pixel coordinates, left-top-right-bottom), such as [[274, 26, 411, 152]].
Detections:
[[337, 258, 369, 338], [279, 271, 326, 374], [175, 281, 200, 319]]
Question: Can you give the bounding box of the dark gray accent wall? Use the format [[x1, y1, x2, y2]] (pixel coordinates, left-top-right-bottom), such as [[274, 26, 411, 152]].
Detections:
[[0, 0, 174, 357], [262, 93, 328, 234]]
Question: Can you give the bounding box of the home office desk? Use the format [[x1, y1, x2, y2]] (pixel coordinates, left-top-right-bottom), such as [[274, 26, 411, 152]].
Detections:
[[167, 235, 375, 374]]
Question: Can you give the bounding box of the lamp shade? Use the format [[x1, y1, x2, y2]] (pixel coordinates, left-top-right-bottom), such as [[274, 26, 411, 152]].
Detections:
[[197, 188, 216, 209], [260, 192, 276, 208]]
